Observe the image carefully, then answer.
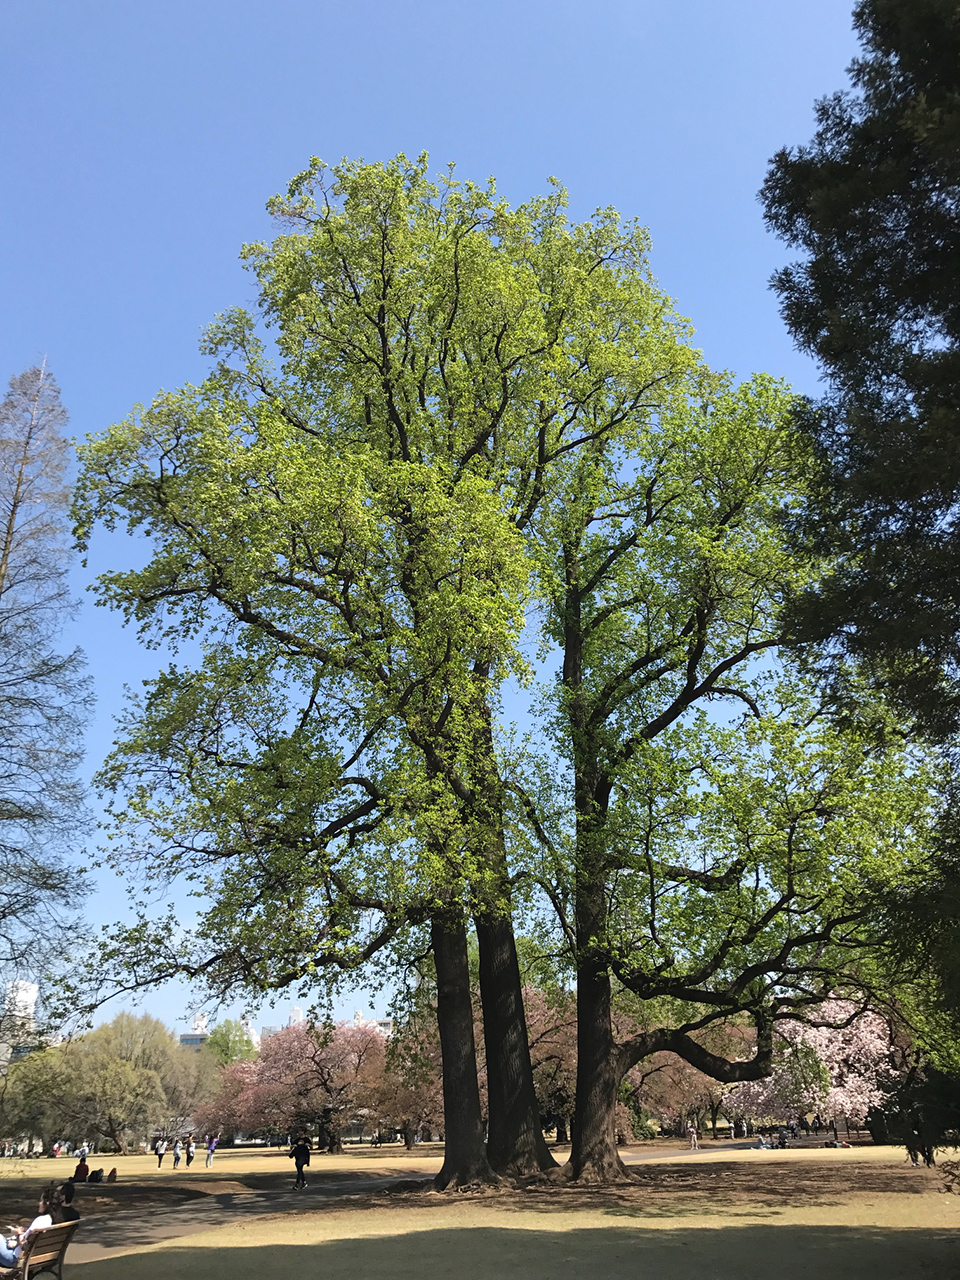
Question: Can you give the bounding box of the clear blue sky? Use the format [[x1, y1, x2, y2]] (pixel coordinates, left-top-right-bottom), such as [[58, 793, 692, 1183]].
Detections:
[[0, 0, 860, 1033]]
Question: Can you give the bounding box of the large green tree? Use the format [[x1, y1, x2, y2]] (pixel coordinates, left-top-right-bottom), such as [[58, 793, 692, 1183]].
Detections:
[[524, 368, 937, 1181], [761, 0, 960, 737], [75, 155, 695, 1185]]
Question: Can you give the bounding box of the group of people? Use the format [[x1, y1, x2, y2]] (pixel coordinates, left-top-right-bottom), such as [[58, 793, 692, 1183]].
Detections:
[[71, 1154, 116, 1184], [0, 1139, 92, 1160], [0, 1182, 79, 1269], [48, 1140, 85, 1159], [154, 1134, 218, 1169]]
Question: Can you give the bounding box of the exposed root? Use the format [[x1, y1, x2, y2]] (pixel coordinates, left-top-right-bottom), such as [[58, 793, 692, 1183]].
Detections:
[[560, 1157, 640, 1186], [432, 1165, 506, 1192]]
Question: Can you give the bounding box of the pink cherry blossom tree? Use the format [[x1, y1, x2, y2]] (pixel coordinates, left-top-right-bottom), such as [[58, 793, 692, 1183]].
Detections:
[[725, 1000, 896, 1127], [197, 1020, 386, 1149]]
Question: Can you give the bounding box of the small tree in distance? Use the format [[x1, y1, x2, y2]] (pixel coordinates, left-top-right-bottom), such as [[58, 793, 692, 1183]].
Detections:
[[200, 1021, 387, 1149], [206, 1019, 258, 1067]]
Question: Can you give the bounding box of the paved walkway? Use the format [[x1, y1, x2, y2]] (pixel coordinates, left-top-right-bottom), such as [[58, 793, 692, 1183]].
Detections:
[[69, 1173, 407, 1265]]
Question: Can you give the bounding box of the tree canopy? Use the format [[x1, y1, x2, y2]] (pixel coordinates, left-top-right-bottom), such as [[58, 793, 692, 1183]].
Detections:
[[206, 1019, 258, 1067], [0, 1013, 217, 1153]]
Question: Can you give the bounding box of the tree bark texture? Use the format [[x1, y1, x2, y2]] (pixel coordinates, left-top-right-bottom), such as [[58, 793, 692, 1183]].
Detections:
[[431, 913, 498, 1189], [465, 684, 556, 1178], [568, 950, 632, 1182], [475, 909, 557, 1176]]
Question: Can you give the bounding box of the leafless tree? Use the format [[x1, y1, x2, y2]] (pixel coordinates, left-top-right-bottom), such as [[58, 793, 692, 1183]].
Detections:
[[0, 364, 90, 1051]]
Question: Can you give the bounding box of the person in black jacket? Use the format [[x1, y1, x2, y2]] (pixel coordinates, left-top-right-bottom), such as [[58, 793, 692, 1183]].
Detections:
[[289, 1138, 311, 1189], [53, 1183, 79, 1223]]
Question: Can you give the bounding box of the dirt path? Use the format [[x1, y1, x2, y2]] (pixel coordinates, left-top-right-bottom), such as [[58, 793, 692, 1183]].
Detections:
[[67, 1173, 404, 1265]]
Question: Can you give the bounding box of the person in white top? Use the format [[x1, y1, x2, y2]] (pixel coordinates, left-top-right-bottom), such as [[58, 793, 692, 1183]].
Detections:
[[0, 1187, 56, 1268]]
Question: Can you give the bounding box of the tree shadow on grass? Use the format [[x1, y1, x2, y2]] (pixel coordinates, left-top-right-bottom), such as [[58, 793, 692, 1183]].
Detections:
[[71, 1223, 959, 1280], [234, 1166, 418, 1192], [508, 1159, 938, 1218]]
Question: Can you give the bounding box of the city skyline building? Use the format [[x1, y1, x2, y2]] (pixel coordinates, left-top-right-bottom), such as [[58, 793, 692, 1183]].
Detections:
[[0, 980, 40, 1068]]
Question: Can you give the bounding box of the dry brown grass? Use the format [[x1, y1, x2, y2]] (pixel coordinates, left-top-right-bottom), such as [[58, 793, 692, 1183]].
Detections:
[[5, 1143, 959, 1279]]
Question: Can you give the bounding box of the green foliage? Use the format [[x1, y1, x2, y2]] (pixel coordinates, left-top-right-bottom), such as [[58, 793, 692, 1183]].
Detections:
[[871, 1061, 960, 1164], [522, 272, 940, 1093], [0, 1013, 217, 1152], [869, 783, 960, 1042], [74, 153, 699, 1008], [206, 1019, 258, 1067], [69, 152, 946, 1153]]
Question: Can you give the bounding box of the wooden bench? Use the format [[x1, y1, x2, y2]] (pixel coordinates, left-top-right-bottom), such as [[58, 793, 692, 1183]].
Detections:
[[1, 1221, 80, 1280]]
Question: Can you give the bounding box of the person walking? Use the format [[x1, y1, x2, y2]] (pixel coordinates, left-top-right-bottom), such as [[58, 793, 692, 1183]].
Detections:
[[205, 1135, 217, 1168], [289, 1137, 311, 1190], [155, 1137, 168, 1168], [185, 1137, 196, 1168], [172, 1139, 182, 1169], [687, 1123, 699, 1151]]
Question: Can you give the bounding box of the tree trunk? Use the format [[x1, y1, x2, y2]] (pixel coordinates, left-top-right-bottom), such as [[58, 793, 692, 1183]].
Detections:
[[555, 1117, 569, 1144], [561, 548, 630, 1184], [320, 1113, 343, 1154], [568, 953, 631, 1182], [475, 909, 557, 1177], [106, 1122, 127, 1156], [432, 912, 498, 1189], [710, 1100, 721, 1140], [466, 688, 556, 1178]]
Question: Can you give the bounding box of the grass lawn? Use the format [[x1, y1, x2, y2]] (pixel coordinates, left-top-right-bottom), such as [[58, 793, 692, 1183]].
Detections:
[[3, 1143, 958, 1278], [0, 1141, 444, 1220]]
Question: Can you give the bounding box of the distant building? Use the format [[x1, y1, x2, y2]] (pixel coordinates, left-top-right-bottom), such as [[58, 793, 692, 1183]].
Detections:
[[240, 1015, 261, 1050], [353, 1011, 393, 1037], [179, 1011, 209, 1052], [288, 1006, 305, 1027], [260, 1025, 281, 1042], [0, 980, 40, 1069], [6, 981, 38, 1023]]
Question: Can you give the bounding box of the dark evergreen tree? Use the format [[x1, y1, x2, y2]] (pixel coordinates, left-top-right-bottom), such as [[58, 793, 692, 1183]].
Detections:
[[762, 0, 960, 737]]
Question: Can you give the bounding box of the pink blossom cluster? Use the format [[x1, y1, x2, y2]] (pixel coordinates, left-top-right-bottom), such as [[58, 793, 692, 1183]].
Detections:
[[724, 1000, 893, 1124]]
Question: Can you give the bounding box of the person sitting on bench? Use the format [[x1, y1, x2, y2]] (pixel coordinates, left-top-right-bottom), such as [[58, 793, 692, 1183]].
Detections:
[[0, 1187, 58, 1269]]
